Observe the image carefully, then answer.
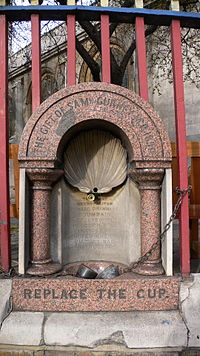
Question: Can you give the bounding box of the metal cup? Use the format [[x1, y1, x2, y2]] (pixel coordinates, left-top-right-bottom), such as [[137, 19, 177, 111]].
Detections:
[[96, 265, 120, 279], [76, 264, 98, 279]]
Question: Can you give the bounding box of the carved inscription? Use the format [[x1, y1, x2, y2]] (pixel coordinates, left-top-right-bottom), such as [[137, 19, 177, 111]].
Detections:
[[34, 108, 65, 150], [65, 197, 114, 250], [66, 95, 133, 113], [23, 84, 170, 163], [61, 182, 139, 265], [51, 178, 140, 265], [12, 278, 180, 312], [23, 288, 128, 300], [23, 287, 166, 300], [33, 93, 151, 153], [34, 94, 158, 157]]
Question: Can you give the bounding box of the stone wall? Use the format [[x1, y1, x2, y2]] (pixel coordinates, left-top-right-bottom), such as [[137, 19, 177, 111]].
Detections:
[[146, 25, 200, 142]]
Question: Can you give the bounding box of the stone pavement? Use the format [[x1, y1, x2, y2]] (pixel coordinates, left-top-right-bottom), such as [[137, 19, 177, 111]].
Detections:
[[0, 275, 200, 353]]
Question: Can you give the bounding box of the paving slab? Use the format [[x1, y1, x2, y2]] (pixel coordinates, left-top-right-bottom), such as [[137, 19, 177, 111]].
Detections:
[[180, 273, 200, 347], [0, 280, 12, 326], [0, 351, 33, 356], [44, 311, 187, 348], [45, 352, 180, 356], [0, 312, 44, 345]]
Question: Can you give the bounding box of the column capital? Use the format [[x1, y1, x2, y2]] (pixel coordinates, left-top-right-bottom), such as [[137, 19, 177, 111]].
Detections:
[[129, 168, 164, 189], [27, 168, 63, 185]]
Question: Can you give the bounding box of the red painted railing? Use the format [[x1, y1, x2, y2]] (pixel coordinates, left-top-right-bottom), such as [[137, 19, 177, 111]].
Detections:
[[135, 16, 149, 102], [0, 4, 198, 275], [31, 13, 41, 111], [67, 14, 76, 86], [171, 19, 190, 275], [0, 14, 10, 272], [101, 14, 111, 83]]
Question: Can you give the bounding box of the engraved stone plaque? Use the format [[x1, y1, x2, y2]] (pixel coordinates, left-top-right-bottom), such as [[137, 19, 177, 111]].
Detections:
[[51, 178, 140, 266], [12, 276, 180, 312]]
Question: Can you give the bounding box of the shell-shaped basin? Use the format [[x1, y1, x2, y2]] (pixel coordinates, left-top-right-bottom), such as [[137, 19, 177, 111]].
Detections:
[[64, 129, 127, 193]]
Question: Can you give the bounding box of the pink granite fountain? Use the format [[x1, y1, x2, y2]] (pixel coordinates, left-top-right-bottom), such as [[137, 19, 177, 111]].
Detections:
[[13, 82, 179, 312]]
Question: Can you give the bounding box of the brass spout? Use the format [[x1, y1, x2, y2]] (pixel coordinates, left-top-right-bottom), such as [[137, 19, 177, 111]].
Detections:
[[87, 193, 95, 201]]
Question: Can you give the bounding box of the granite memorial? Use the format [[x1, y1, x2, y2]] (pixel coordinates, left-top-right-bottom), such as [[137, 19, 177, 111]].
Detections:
[[13, 82, 178, 311]]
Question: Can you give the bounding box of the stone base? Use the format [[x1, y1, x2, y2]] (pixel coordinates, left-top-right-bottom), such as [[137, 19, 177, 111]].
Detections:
[[133, 262, 165, 276], [26, 263, 62, 276], [12, 274, 180, 312], [4, 274, 200, 349]]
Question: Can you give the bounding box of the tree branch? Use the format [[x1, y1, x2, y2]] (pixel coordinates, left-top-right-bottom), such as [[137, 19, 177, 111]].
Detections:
[[119, 24, 157, 79], [76, 38, 101, 81], [78, 20, 101, 51], [79, 20, 122, 83], [110, 23, 118, 36]]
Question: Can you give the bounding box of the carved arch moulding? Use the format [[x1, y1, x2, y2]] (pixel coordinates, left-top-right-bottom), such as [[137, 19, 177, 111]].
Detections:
[[19, 82, 171, 169]]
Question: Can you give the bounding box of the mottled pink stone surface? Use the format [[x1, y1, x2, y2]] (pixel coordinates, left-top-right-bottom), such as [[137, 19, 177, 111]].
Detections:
[[18, 82, 171, 169], [26, 169, 63, 275], [130, 169, 165, 275], [12, 275, 179, 312], [17, 83, 174, 305]]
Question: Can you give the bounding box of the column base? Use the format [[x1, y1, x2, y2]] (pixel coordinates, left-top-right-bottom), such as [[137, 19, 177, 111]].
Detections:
[[132, 262, 165, 276], [26, 262, 62, 276]]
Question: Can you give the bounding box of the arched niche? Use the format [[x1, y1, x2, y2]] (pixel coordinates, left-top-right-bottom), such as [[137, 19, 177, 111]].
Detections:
[[18, 82, 172, 276], [51, 125, 141, 270]]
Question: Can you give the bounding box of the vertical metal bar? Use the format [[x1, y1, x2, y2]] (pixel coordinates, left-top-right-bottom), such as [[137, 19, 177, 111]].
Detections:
[[100, 0, 110, 83], [101, 14, 111, 83], [135, 16, 149, 102], [171, 19, 190, 276], [0, 14, 11, 272], [67, 0, 76, 87], [31, 14, 41, 112]]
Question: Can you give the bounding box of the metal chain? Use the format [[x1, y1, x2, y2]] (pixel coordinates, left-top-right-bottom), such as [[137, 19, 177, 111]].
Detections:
[[0, 266, 17, 278], [128, 185, 192, 271]]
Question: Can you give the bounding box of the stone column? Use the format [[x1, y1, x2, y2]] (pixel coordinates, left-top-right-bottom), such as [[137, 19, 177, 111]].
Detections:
[[130, 168, 164, 275], [26, 169, 63, 276]]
